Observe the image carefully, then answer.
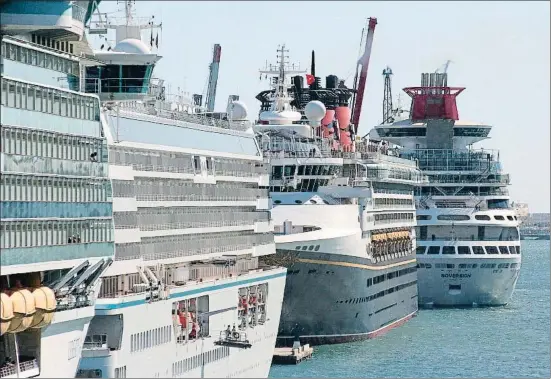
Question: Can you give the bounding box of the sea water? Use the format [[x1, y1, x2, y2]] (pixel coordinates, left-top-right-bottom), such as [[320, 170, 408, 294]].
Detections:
[[269, 240, 550, 378]]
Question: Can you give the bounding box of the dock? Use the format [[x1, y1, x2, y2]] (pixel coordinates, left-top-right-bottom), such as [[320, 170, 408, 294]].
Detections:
[[272, 344, 314, 365]]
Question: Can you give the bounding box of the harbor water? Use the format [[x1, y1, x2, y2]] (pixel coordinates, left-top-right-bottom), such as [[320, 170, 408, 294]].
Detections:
[[269, 240, 550, 378]]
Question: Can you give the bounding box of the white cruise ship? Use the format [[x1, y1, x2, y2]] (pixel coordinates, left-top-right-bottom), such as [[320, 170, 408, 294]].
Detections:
[[1, 1, 115, 378], [369, 72, 522, 307], [74, 2, 285, 378], [254, 46, 426, 345]]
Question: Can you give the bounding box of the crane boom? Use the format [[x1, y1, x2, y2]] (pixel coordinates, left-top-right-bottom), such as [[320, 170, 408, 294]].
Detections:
[[351, 17, 377, 134], [205, 44, 221, 112]]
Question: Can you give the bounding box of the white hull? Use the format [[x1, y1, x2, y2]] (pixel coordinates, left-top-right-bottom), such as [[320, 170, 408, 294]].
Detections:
[[78, 269, 286, 378], [417, 255, 521, 306], [38, 307, 95, 378]]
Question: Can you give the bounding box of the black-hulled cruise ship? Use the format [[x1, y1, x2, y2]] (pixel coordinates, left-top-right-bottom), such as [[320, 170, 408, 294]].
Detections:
[[255, 46, 427, 345]]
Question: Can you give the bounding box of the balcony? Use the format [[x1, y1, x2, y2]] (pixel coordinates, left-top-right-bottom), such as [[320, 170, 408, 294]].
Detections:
[[1, 153, 108, 178], [1, 242, 114, 266]]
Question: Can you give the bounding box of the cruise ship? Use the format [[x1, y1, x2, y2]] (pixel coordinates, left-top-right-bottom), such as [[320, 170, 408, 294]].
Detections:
[[0, 1, 115, 378], [72, 2, 286, 378], [255, 46, 426, 346], [369, 72, 522, 307]]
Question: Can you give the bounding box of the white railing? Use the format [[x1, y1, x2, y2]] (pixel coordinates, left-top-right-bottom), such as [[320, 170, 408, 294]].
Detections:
[[0, 359, 39, 378]]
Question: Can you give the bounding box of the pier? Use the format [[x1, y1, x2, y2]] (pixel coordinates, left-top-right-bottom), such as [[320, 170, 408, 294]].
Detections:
[[272, 344, 314, 365]]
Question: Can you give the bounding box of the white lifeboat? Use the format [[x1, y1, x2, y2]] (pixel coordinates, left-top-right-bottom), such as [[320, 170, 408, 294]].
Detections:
[[1, 292, 14, 336], [7, 289, 36, 333], [30, 287, 57, 329]]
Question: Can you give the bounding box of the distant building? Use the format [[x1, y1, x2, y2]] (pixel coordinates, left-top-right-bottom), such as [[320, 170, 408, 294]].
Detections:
[[513, 202, 530, 223]]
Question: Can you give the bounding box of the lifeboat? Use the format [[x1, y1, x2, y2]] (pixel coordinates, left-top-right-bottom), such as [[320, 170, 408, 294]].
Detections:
[[1, 292, 14, 336], [30, 287, 57, 329], [7, 289, 36, 333]]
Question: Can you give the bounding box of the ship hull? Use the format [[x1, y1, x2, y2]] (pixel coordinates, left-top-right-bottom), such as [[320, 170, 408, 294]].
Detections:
[[274, 250, 418, 347], [416, 255, 521, 307], [78, 269, 286, 378], [38, 307, 95, 378]]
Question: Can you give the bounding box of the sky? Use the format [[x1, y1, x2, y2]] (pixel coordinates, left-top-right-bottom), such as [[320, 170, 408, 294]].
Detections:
[[94, 1, 550, 212]]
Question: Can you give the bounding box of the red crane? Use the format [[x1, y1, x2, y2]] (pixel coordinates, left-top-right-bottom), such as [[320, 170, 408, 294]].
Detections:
[[351, 17, 377, 135]]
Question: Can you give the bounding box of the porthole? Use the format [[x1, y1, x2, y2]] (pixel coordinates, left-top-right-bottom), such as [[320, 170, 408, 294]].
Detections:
[[314, 245, 320, 251]]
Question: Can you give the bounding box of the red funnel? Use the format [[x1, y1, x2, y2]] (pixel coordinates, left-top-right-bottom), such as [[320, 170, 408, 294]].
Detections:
[[321, 109, 335, 127], [335, 106, 351, 131]]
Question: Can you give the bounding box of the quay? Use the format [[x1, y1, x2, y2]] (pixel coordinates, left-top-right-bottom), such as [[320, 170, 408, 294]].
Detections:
[[272, 344, 314, 365]]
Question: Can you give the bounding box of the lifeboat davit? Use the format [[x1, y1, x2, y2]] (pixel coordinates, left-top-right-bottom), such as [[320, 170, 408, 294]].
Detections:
[[7, 289, 36, 333], [30, 287, 57, 329], [1, 293, 14, 336]]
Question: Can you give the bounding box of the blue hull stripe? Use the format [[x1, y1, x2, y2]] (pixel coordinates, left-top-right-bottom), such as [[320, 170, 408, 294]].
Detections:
[[95, 271, 286, 310]]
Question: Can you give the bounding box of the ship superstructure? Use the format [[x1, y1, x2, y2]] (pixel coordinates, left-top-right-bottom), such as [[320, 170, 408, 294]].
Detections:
[[1, 1, 115, 377], [74, 2, 285, 378], [369, 72, 522, 306], [254, 45, 426, 345]]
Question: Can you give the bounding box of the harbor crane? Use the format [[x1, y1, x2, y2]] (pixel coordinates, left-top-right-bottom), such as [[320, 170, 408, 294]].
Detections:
[[205, 44, 222, 112], [351, 17, 378, 134]]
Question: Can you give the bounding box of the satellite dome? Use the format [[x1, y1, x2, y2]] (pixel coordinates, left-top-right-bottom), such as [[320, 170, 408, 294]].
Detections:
[[113, 38, 151, 54], [305, 101, 326, 122], [227, 101, 248, 121]]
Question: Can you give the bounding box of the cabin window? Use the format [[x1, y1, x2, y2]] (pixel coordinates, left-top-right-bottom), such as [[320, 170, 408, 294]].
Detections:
[[498, 246, 508, 254], [438, 214, 470, 221], [442, 246, 455, 254], [427, 246, 440, 255], [457, 246, 471, 255], [475, 215, 491, 221], [485, 246, 499, 255], [416, 246, 426, 254], [494, 215, 505, 220], [472, 246, 486, 255]]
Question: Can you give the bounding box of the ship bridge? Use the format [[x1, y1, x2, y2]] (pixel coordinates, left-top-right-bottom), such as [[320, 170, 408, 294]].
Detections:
[[370, 72, 493, 150], [0, 0, 99, 41]]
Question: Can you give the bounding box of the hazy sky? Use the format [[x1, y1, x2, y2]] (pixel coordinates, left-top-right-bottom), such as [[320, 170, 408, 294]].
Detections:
[[95, 1, 550, 212]]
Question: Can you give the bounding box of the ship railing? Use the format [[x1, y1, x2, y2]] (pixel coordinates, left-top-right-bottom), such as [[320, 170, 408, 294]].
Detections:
[[427, 174, 510, 185], [0, 358, 39, 378], [374, 218, 416, 227], [115, 102, 250, 132], [134, 193, 264, 202], [273, 225, 321, 235], [83, 334, 108, 350], [98, 265, 280, 299], [126, 163, 259, 178], [418, 236, 519, 242], [373, 188, 413, 195], [373, 204, 414, 210]]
